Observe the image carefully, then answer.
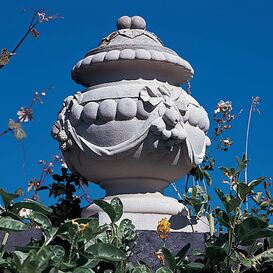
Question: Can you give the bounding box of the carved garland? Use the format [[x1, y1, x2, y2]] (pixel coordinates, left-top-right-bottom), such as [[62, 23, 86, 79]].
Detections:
[[52, 85, 207, 165]]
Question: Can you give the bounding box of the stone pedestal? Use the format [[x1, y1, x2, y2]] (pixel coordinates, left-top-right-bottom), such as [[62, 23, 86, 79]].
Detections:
[[131, 231, 207, 271], [1, 229, 207, 272], [0, 229, 42, 252], [82, 192, 209, 232]]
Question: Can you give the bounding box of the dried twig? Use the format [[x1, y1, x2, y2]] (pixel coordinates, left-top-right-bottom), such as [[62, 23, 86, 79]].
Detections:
[[0, 9, 63, 69]]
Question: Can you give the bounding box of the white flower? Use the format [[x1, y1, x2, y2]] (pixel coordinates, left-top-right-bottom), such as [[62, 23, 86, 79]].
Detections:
[[17, 107, 33, 122], [19, 208, 33, 218], [214, 100, 232, 115]]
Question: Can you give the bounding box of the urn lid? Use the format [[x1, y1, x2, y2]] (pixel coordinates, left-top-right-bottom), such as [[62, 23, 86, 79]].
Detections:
[[72, 16, 194, 87]]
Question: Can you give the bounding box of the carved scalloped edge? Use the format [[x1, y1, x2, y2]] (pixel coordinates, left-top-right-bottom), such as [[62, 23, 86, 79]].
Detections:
[[72, 49, 194, 74]]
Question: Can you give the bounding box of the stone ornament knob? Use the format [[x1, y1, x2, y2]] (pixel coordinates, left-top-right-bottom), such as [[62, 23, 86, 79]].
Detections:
[[117, 15, 146, 30]]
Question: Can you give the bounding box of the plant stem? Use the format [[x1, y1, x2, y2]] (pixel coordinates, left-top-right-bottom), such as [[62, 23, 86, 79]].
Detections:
[[0, 232, 9, 258], [79, 182, 92, 204], [0, 10, 41, 70], [244, 97, 256, 211], [171, 182, 183, 200], [0, 128, 12, 137], [245, 100, 254, 185], [68, 232, 78, 263]]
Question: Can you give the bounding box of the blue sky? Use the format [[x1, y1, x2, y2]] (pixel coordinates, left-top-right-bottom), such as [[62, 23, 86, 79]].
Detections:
[[1, 0, 272, 206]]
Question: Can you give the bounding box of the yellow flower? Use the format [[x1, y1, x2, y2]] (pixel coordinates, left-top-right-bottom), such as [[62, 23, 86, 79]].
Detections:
[[71, 220, 89, 232], [157, 217, 171, 240], [79, 223, 89, 232], [154, 249, 165, 264], [71, 219, 78, 225]]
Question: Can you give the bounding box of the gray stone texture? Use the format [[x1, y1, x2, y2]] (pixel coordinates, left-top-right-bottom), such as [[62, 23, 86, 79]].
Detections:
[[0, 229, 42, 252], [52, 16, 210, 231], [131, 230, 206, 271]]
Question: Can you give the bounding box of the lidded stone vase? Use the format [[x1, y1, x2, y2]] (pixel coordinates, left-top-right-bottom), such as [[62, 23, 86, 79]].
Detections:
[[52, 16, 210, 230]]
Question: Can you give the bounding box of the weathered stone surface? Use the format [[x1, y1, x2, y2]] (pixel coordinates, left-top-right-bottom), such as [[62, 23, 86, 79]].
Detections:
[[1, 228, 206, 272], [130, 231, 206, 271], [81, 102, 99, 123], [0, 229, 42, 252], [52, 16, 210, 231]]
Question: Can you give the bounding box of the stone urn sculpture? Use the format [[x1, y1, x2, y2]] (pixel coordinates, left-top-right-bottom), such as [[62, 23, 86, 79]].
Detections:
[[52, 16, 210, 231]]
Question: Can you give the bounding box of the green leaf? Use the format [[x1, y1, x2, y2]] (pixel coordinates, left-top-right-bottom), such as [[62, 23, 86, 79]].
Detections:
[[241, 258, 253, 268], [49, 245, 65, 267], [0, 216, 26, 232], [219, 166, 233, 179], [236, 156, 247, 173], [0, 258, 12, 268], [132, 265, 153, 273], [176, 243, 190, 266], [184, 262, 204, 272], [203, 170, 212, 186], [215, 188, 229, 211], [248, 176, 266, 190], [0, 188, 22, 208], [110, 197, 123, 222], [206, 212, 214, 237], [82, 218, 100, 240], [12, 250, 28, 270], [162, 248, 176, 271], [73, 267, 95, 273], [21, 247, 54, 273], [227, 198, 241, 212], [30, 212, 52, 230], [260, 250, 273, 265], [156, 267, 173, 273], [60, 261, 77, 270], [238, 183, 251, 200], [237, 216, 273, 244], [1, 211, 23, 221], [206, 245, 227, 264], [251, 192, 262, 204], [11, 199, 52, 214], [86, 242, 127, 261], [93, 200, 116, 223], [214, 208, 230, 228], [118, 218, 136, 242]]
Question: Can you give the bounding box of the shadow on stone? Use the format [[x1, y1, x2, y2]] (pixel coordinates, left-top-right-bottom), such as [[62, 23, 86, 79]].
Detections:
[[0, 228, 42, 252], [169, 215, 198, 230]]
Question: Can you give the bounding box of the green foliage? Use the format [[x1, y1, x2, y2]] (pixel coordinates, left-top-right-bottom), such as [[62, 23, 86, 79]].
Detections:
[[0, 195, 138, 273], [0, 153, 273, 273], [45, 168, 84, 226], [200, 155, 273, 273]]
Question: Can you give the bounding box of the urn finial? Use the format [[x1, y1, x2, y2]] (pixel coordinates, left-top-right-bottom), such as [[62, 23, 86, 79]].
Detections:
[[117, 15, 146, 30], [71, 15, 194, 87]]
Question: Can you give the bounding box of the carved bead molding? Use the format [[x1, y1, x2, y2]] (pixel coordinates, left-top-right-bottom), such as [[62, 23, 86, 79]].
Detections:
[[52, 83, 210, 166]]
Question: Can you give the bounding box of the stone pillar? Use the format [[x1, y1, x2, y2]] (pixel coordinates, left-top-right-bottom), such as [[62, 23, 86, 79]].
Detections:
[[52, 16, 210, 232]]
